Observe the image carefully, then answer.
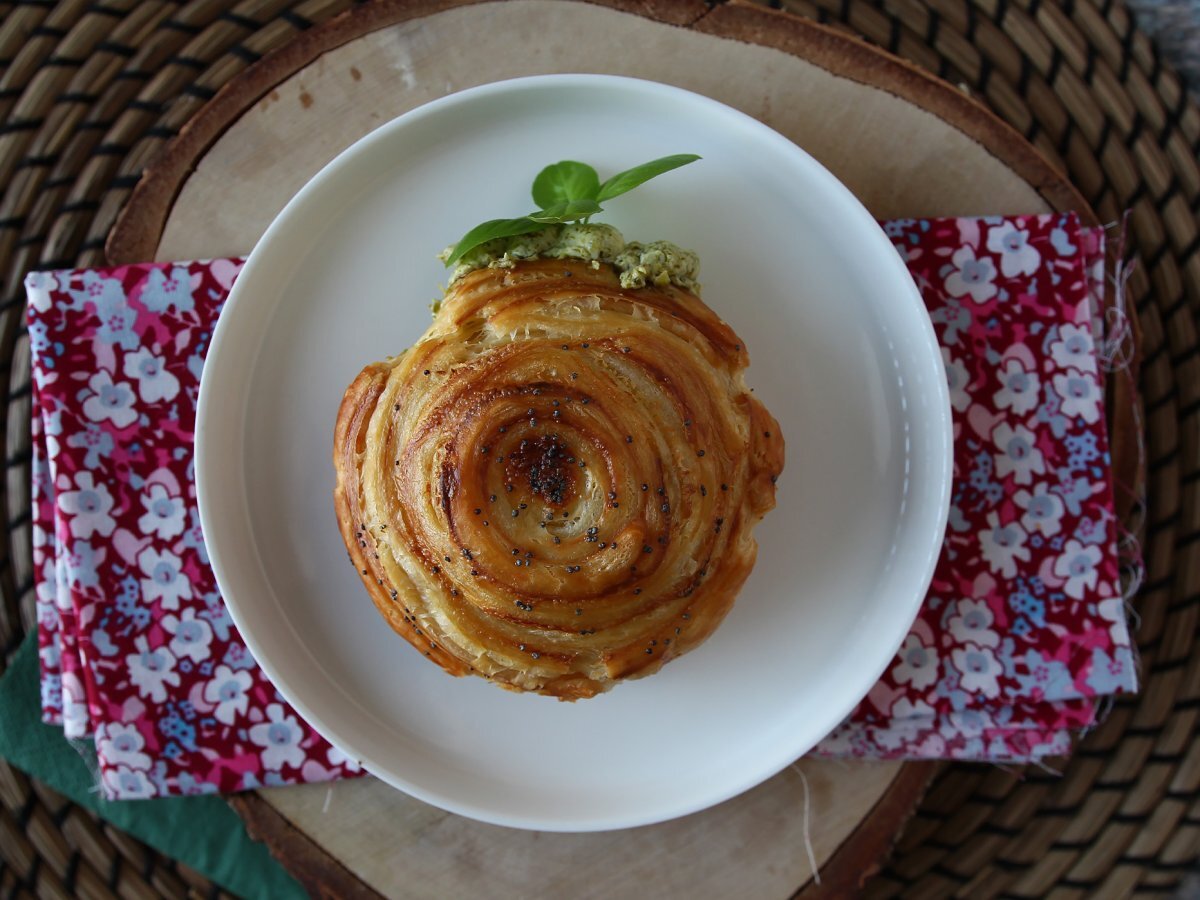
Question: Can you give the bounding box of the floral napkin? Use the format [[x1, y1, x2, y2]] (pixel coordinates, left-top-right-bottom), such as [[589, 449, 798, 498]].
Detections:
[[25, 212, 1137, 798], [816, 213, 1138, 760], [27, 261, 360, 797]]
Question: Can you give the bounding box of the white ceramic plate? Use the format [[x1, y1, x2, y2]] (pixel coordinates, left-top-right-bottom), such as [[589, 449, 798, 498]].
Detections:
[[196, 74, 952, 832]]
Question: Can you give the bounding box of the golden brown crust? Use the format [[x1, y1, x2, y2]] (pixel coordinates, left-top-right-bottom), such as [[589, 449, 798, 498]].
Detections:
[[333, 259, 783, 698]]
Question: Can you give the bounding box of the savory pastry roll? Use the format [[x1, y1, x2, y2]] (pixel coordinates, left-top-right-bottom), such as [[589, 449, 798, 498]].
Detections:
[[333, 257, 783, 699]]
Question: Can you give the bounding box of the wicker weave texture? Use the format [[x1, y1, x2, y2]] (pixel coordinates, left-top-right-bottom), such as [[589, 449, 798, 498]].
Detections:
[[0, 1, 1196, 897]]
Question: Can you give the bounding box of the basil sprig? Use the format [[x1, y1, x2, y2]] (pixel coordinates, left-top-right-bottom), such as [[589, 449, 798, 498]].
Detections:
[[443, 154, 700, 267]]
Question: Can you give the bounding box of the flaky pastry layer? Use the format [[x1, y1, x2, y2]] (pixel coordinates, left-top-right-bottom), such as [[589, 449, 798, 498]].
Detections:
[[333, 259, 783, 699]]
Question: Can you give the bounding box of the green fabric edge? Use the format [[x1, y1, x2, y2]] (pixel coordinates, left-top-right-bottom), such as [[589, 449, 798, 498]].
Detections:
[[0, 631, 305, 900]]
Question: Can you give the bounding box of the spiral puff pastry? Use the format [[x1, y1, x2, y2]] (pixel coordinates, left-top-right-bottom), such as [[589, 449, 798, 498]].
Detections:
[[334, 259, 784, 699]]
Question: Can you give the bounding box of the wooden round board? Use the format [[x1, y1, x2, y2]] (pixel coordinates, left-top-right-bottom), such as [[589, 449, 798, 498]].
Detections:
[[107, 1, 1097, 897]]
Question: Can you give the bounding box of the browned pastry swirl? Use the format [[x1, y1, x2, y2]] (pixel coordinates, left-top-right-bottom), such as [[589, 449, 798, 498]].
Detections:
[[334, 259, 784, 699]]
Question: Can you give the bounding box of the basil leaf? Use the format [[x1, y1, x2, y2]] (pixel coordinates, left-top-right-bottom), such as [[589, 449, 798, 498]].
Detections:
[[444, 217, 543, 266], [526, 198, 603, 224], [596, 154, 701, 203], [531, 161, 601, 208]]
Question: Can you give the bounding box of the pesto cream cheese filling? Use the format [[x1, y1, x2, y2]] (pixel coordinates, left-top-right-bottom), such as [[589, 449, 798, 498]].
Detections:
[[439, 223, 701, 294]]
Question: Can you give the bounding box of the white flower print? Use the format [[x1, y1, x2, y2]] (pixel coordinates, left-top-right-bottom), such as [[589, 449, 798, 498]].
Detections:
[[249, 703, 306, 771], [1014, 483, 1066, 536], [992, 358, 1041, 416], [42, 410, 60, 465], [65, 423, 114, 470], [327, 743, 363, 773], [33, 521, 49, 553], [892, 697, 935, 721], [941, 347, 971, 413], [122, 347, 180, 404], [951, 643, 1003, 698], [1052, 369, 1102, 423], [944, 246, 998, 304], [814, 724, 860, 757], [892, 633, 939, 691], [991, 422, 1046, 485], [1049, 323, 1095, 371], [60, 674, 91, 740], [24, 270, 58, 313], [947, 598, 1000, 648], [62, 540, 102, 591], [57, 471, 117, 540], [102, 765, 156, 799], [125, 636, 180, 703], [873, 698, 935, 751], [139, 265, 195, 314], [980, 512, 1031, 578], [38, 603, 59, 643], [96, 723, 151, 771], [37, 624, 59, 667], [986, 222, 1041, 277], [137, 482, 186, 540], [32, 362, 55, 394], [37, 599, 59, 636], [1054, 539, 1103, 600], [162, 608, 213, 663], [203, 665, 253, 725], [940, 709, 989, 741], [80, 370, 138, 428], [1097, 595, 1131, 646], [138, 547, 192, 610]]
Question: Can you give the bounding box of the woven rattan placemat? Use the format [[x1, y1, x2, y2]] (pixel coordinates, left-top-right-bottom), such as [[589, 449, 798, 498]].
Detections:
[[0, 1, 1195, 897]]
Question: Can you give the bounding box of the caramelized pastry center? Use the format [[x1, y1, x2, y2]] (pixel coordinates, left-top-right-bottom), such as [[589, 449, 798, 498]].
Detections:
[[505, 432, 576, 508]]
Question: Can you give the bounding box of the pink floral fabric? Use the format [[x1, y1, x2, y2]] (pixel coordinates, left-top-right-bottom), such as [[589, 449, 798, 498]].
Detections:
[[26, 213, 1136, 797], [816, 213, 1137, 760], [27, 260, 361, 797]]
